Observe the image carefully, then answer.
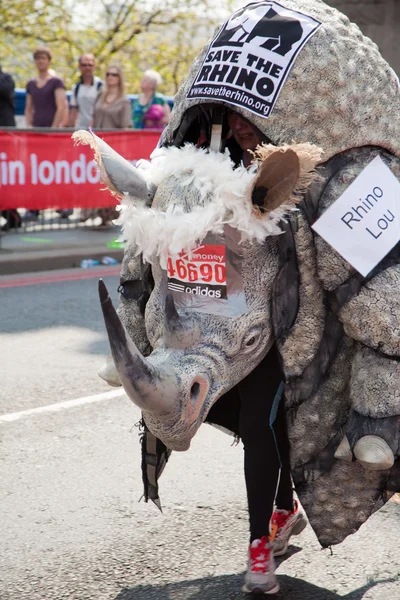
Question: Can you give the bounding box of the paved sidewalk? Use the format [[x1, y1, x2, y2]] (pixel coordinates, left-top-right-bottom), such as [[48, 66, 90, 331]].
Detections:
[[0, 226, 124, 275]]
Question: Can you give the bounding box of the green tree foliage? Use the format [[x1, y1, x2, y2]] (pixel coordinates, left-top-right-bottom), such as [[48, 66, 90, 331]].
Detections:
[[1, 0, 233, 94]]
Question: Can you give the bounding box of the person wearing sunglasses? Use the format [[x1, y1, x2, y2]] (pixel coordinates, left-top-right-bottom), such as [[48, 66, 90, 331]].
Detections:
[[68, 54, 103, 129], [88, 65, 132, 226], [92, 64, 132, 130]]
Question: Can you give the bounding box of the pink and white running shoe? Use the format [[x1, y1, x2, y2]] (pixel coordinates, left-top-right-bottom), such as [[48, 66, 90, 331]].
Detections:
[[242, 536, 280, 595], [270, 499, 308, 557]]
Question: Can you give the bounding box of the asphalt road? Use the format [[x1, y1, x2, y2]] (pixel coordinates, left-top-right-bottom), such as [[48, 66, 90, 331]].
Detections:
[[1, 269, 399, 599]]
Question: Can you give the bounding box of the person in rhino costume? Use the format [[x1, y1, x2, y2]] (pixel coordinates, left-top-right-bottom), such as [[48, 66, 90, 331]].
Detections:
[[74, 0, 400, 595]]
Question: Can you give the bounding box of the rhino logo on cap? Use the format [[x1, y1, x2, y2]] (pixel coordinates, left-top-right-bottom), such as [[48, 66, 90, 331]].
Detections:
[[213, 2, 304, 57]]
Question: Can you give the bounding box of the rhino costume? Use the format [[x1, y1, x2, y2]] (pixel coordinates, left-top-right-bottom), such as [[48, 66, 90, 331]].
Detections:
[[74, 0, 400, 551]]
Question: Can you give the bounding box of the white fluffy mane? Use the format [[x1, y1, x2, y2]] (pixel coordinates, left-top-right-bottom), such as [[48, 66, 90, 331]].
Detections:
[[116, 145, 292, 266]]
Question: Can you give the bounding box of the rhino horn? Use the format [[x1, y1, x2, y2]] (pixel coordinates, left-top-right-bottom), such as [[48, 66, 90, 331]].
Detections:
[[72, 130, 156, 204], [354, 435, 395, 471], [334, 436, 353, 462], [165, 293, 180, 326], [98, 279, 175, 412], [164, 293, 182, 346]]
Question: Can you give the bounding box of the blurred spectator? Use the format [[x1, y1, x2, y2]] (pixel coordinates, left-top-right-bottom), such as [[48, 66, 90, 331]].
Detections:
[[0, 67, 21, 231], [0, 66, 16, 127], [25, 47, 67, 128], [132, 69, 170, 129], [24, 47, 67, 221], [45, 67, 72, 218], [68, 54, 103, 129], [92, 64, 131, 129], [82, 65, 131, 226], [48, 69, 69, 127]]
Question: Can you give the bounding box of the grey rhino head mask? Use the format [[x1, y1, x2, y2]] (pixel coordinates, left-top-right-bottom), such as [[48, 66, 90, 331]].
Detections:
[[74, 130, 320, 451], [74, 0, 400, 549]]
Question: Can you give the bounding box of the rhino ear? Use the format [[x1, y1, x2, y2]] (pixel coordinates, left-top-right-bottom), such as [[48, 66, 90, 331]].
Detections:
[[251, 148, 300, 214], [72, 130, 156, 204]]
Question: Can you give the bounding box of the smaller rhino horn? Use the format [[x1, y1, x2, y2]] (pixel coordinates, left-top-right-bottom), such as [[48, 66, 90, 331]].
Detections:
[[334, 436, 353, 462], [163, 293, 200, 349], [165, 293, 181, 328], [354, 435, 395, 471]]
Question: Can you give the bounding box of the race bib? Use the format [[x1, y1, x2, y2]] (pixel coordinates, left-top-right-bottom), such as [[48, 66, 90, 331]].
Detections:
[[167, 244, 227, 300], [163, 226, 248, 317]]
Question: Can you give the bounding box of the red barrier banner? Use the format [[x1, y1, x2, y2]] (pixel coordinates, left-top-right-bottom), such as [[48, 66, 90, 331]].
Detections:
[[0, 129, 161, 210]]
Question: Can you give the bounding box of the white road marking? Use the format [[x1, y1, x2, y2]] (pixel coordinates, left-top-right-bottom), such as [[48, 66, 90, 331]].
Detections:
[[0, 389, 126, 423]]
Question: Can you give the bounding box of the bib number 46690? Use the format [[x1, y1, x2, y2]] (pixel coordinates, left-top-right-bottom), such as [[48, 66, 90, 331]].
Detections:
[[167, 257, 226, 284]]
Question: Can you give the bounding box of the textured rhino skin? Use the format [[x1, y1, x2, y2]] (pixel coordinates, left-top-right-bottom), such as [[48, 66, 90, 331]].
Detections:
[[277, 147, 400, 546], [116, 147, 400, 548], [114, 0, 400, 548]]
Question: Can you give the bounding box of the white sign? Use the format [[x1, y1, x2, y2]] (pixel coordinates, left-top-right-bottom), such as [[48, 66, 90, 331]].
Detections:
[[187, 1, 321, 118], [312, 156, 400, 277]]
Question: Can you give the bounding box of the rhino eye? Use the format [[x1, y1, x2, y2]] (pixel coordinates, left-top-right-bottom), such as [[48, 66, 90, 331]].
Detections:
[[243, 331, 262, 352]]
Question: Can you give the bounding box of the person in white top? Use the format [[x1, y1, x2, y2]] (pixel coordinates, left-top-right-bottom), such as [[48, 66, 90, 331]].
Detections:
[[68, 54, 103, 129]]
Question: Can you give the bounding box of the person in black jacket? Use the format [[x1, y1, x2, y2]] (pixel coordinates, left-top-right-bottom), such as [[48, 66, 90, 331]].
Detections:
[[0, 67, 21, 231], [0, 66, 16, 127]]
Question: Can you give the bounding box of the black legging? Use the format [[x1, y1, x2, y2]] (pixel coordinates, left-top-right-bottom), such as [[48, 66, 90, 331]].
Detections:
[[206, 346, 293, 541]]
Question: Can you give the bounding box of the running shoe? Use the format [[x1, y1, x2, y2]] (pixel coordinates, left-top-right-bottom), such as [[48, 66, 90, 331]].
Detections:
[[242, 536, 280, 595], [270, 499, 307, 557]]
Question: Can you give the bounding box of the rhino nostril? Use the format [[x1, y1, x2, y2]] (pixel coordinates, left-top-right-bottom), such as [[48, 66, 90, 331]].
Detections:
[[190, 382, 201, 401], [188, 377, 208, 422]]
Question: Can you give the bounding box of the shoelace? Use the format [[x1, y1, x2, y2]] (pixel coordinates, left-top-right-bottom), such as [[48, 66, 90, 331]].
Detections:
[[249, 537, 271, 573], [273, 509, 291, 530]]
